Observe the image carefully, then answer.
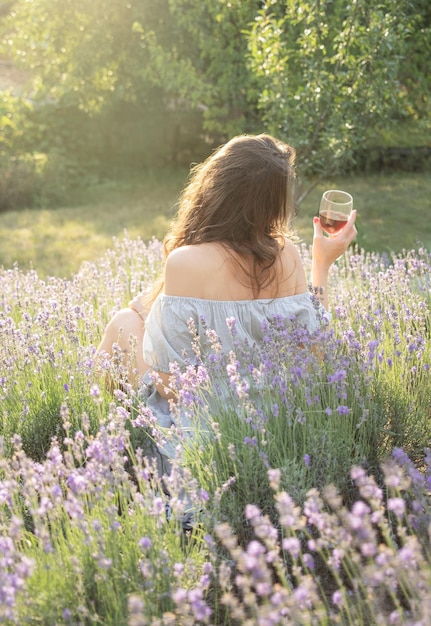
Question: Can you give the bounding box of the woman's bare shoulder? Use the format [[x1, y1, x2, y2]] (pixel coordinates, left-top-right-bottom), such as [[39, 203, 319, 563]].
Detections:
[[280, 238, 303, 264], [164, 244, 224, 297], [278, 238, 308, 294], [167, 243, 222, 264]]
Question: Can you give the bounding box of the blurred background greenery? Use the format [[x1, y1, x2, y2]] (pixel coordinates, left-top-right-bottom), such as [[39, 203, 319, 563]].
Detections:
[[1, 169, 430, 278], [0, 0, 430, 277]]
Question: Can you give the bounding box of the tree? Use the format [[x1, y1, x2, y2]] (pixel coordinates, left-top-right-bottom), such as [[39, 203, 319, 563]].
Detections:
[[0, 0, 428, 182], [247, 0, 430, 195], [0, 0, 206, 167], [163, 0, 261, 138], [396, 0, 431, 122], [0, 0, 263, 167], [0, 0, 260, 150]]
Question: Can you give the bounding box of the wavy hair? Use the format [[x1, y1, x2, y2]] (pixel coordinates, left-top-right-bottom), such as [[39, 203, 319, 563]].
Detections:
[[146, 133, 296, 306]]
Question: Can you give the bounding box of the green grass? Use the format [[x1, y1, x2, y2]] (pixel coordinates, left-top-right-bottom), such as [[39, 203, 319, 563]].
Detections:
[[0, 168, 187, 278], [0, 168, 430, 278], [297, 171, 431, 253]]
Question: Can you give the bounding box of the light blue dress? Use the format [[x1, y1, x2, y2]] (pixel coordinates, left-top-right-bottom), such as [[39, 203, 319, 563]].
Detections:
[[140, 292, 328, 467]]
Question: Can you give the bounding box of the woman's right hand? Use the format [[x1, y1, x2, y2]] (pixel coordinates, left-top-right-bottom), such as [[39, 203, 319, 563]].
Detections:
[[312, 209, 357, 271]]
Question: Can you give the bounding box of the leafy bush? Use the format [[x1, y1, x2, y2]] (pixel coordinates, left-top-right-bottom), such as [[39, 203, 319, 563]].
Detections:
[[0, 152, 87, 212], [0, 155, 39, 212], [0, 93, 92, 211]]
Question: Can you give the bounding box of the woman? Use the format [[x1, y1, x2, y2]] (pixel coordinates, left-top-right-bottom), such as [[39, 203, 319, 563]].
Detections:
[[97, 133, 357, 467]]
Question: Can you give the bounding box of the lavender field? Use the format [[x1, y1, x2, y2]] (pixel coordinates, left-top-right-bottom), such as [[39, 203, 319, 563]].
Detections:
[[1, 235, 431, 625]]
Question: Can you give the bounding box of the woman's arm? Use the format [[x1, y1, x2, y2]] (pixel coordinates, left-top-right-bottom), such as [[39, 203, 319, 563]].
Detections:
[[311, 210, 357, 309]]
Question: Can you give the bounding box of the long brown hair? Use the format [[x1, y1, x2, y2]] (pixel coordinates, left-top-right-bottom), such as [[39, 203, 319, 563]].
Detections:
[[146, 133, 296, 307]]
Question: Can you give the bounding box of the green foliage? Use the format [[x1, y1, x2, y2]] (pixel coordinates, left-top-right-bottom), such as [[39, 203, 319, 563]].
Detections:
[[0, 149, 96, 212], [1, 0, 261, 138], [397, 0, 431, 119], [0, 154, 38, 212], [0, 91, 32, 153], [0, 358, 107, 461], [0, 0, 264, 172], [0, 0, 211, 178], [0, 93, 36, 211], [247, 0, 430, 181], [0, 0, 429, 204], [165, 0, 262, 137], [2, 0, 152, 109], [0, 92, 95, 210]]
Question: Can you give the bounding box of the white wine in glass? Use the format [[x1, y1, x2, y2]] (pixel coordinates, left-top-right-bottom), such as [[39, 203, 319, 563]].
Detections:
[[319, 189, 353, 235]]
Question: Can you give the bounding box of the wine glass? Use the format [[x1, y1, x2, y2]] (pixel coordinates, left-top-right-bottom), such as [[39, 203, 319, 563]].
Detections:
[[319, 189, 353, 236]]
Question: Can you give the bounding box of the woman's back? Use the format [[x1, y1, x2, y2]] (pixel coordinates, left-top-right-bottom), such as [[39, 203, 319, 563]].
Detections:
[[163, 240, 308, 301]]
